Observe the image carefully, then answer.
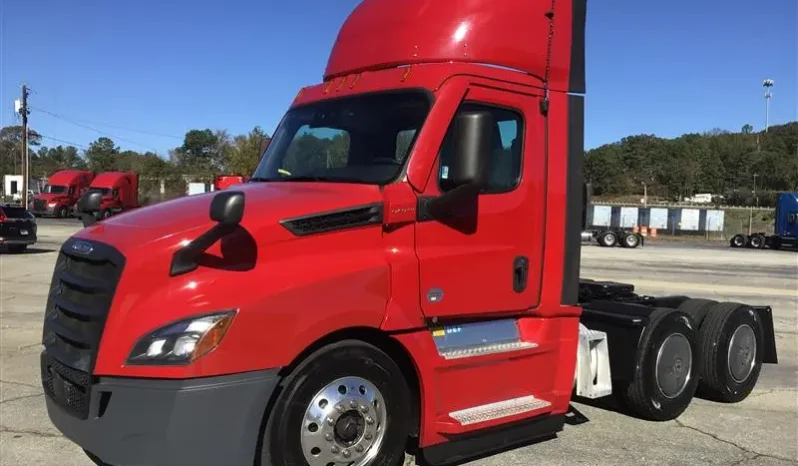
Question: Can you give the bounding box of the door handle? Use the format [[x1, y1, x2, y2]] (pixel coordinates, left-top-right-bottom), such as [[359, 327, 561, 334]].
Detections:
[[513, 256, 529, 293]]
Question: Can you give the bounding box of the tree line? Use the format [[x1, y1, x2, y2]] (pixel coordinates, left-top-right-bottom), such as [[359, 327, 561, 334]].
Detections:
[[1, 120, 796, 206], [585, 122, 798, 207], [0, 125, 269, 203]]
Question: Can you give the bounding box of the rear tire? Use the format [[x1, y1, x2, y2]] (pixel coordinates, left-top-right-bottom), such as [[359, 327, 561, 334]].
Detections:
[[598, 231, 617, 247], [260, 340, 411, 466], [730, 234, 746, 248], [677, 298, 717, 327], [748, 234, 764, 249], [696, 302, 763, 403], [617, 308, 700, 421], [621, 232, 641, 248]]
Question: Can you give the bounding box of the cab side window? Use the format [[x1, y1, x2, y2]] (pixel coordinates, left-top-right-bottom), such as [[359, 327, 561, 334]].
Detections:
[[113, 188, 119, 198], [438, 103, 523, 193]]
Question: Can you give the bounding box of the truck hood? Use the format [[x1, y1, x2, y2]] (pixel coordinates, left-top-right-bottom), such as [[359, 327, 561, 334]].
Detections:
[[74, 182, 384, 254], [35, 193, 68, 203]]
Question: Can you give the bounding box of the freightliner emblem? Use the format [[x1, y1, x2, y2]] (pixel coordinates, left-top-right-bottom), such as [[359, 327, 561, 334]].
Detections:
[[71, 241, 94, 255]]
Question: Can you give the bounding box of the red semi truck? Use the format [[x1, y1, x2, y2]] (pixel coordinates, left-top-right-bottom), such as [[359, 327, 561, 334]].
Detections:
[[31, 170, 94, 218], [214, 175, 248, 190], [41, 1, 778, 466], [81, 171, 140, 220]]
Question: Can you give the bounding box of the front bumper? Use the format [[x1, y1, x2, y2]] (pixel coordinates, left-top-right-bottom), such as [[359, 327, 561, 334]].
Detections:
[[44, 364, 281, 466]]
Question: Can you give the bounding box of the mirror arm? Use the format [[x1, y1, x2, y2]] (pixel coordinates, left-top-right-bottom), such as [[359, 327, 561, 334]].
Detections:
[[421, 181, 482, 221]]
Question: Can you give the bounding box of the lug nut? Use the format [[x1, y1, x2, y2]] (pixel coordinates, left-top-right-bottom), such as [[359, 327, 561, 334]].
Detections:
[[342, 450, 351, 458], [350, 400, 358, 408], [355, 445, 364, 453], [360, 405, 369, 413], [364, 432, 373, 440], [366, 416, 374, 425], [336, 405, 345, 413], [325, 433, 334, 441], [331, 446, 339, 454], [327, 417, 335, 426]]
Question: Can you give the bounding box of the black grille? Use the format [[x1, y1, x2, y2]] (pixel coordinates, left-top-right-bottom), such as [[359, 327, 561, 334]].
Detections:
[[33, 198, 46, 212], [41, 238, 125, 419], [280, 203, 383, 236], [41, 352, 91, 417]]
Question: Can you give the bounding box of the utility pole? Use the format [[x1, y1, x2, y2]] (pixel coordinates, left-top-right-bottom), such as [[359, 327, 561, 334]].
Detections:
[[19, 84, 30, 208]]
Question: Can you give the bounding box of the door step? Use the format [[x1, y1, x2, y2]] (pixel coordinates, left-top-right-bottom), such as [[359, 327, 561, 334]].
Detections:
[[438, 340, 537, 360], [449, 395, 552, 426], [431, 318, 537, 360]]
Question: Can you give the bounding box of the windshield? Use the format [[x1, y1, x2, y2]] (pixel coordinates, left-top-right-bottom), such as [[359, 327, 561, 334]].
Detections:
[[252, 90, 430, 185], [44, 185, 67, 194], [88, 187, 112, 196]]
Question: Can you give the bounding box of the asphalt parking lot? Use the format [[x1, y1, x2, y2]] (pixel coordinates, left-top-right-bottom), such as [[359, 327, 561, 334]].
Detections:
[[1, 219, 796, 466]]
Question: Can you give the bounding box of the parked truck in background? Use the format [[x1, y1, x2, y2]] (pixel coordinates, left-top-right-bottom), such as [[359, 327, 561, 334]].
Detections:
[[40, 1, 778, 466], [214, 175, 248, 190], [730, 192, 798, 250], [31, 170, 94, 218], [581, 183, 644, 248], [79, 171, 140, 220]]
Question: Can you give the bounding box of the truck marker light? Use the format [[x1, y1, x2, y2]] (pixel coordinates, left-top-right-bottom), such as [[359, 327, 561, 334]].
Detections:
[[126, 310, 237, 366]]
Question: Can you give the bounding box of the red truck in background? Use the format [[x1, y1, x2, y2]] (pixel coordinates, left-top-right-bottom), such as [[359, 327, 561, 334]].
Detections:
[[80, 171, 139, 220], [214, 175, 248, 190], [31, 170, 93, 218], [41, 1, 778, 466]]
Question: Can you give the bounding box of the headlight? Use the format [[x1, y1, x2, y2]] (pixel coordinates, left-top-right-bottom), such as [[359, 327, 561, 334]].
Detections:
[[126, 311, 236, 366]]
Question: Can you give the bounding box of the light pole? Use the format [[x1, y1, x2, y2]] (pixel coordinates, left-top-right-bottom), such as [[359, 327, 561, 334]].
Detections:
[[763, 79, 774, 132]]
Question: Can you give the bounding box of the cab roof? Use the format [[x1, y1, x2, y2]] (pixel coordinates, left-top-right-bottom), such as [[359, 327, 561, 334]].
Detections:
[[324, 0, 586, 94]]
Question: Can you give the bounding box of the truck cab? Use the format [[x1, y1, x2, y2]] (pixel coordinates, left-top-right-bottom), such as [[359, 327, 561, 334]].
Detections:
[[32, 170, 93, 218], [41, 1, 777, 466], [80, 171, 139, 220]]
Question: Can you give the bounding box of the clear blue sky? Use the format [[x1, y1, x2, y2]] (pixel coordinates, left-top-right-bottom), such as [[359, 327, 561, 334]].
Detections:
[[2, 0, 795, 157]]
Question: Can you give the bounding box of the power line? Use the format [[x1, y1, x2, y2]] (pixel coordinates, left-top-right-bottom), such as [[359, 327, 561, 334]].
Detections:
[[29, 106, 167, 154], [31, 106, 182, 140], [38, 135, 90, 150]]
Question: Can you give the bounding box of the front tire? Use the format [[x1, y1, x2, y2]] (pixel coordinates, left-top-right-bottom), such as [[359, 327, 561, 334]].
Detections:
[[261, 340, 411, 466]]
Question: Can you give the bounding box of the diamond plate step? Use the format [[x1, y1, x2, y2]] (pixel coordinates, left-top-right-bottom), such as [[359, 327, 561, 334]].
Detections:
[[449, 395, 552, 426], [438, 341, 538, 360]]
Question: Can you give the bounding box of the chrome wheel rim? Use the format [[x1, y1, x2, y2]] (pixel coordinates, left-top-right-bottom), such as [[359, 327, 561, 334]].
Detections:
[[300, 376, 388, 466], [728, 324, 757, 383], [655, 333, 692, 399]]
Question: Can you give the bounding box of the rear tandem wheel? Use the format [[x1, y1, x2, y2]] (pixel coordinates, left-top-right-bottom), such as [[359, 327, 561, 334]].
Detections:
[[676, 299, 764, 403], [617, 308, 700, 421]]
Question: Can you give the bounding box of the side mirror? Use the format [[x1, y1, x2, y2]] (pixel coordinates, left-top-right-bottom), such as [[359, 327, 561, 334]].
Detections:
[[78, 191, 102, 213], [210, 191, 245, 225], [444, 110, 493, 191]]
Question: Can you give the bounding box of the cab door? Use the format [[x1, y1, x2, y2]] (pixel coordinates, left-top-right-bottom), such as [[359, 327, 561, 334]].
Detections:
[[415, 83, 545, 319]]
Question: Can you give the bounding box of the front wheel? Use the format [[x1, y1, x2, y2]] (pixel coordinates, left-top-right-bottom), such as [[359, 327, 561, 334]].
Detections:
[[260, 340, 411, 466]]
